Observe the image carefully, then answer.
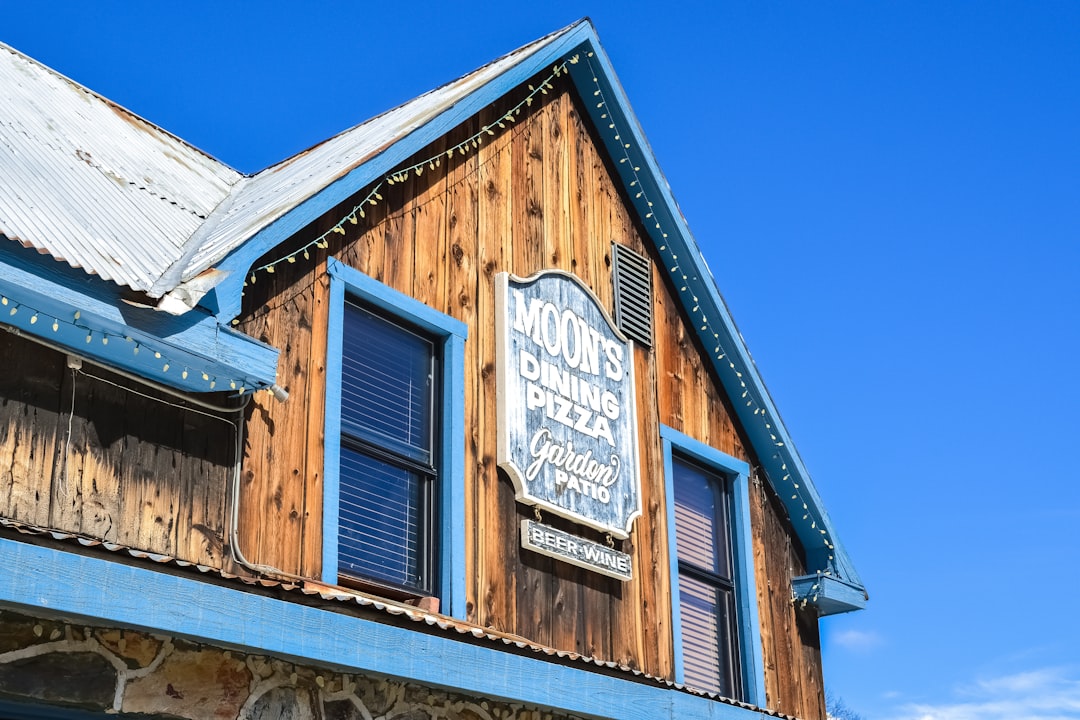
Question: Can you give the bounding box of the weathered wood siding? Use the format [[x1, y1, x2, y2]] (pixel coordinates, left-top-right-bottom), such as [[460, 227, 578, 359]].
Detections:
[[0, 332, 237, 570], [0, 66, 833, 720], [233, 73, 824, 718]]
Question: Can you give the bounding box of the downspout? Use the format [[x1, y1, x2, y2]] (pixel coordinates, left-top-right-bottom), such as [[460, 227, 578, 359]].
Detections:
[[226, 408, 310, 583]]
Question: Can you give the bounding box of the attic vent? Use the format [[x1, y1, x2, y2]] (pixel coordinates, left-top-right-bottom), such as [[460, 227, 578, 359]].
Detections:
[[611, 243, 653, 347]]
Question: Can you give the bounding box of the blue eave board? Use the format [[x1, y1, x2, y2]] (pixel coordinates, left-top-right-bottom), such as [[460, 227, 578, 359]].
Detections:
[[0, 243, 278, 394], [0, 536, 774, 720]]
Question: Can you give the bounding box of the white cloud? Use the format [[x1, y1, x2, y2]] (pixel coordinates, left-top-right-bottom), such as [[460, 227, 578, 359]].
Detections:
[[832, 628, 884, 653], [885, 666, 1080, 720]]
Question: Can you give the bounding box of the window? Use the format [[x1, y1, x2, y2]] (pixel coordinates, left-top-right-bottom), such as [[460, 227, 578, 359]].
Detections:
[[325, 260, 467, 615], [673, 458, 740, 697], [339, 302, 436, 593], [661, 425, 763, 705]]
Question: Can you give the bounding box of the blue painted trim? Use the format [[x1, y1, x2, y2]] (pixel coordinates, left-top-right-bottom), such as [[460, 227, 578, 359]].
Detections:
[[442, 331, 467, 618], [326, 260, 467, 340], [660, 434, 687, 685], [0, 244, 278, 394], [0, 536, 768, 720], [792, 574, 867, 616], [325, 259, 467, 617], [564, 35, 864, 594], [659, 426, 766, 708], [322, 274, 346, 585], [210, 24, 598, 322]]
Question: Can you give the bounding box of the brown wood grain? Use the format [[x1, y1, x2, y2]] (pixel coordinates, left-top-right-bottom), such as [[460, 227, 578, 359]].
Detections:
[[300, 264, 331, 579], [0, 334, 61, 528], [475, 105, 513, 630], [512, 90, 558, 647]]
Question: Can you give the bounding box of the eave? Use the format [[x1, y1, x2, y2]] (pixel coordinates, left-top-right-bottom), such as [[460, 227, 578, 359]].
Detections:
[[792, 574, 868, 616], [0, 242, 278, 395], [0, 535, 796, 720]]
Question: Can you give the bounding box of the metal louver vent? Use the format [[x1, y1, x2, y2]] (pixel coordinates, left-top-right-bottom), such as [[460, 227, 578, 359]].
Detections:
[[611, 243, 654, 347]]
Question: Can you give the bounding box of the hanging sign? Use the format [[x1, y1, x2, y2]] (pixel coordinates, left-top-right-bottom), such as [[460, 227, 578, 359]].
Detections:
[[496, 271, 642, 541], [520, 519, 633, 581]]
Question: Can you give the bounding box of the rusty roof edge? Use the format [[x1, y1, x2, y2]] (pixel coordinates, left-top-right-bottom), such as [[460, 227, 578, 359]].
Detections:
[[0, 517, 797, 719], [148, 174, 255, 298], [0, 42, 243, 180]]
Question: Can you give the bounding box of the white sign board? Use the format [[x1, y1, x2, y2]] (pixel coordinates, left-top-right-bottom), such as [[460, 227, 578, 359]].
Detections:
[[496, 271, 642, 539]]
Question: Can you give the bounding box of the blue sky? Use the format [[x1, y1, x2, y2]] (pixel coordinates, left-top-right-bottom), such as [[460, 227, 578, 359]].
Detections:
[[5, 3, 1079, 718]]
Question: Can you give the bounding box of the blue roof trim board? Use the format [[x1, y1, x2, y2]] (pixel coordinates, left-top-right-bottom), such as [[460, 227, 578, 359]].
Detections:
[[0, 242, 278, 394], [200, 20, 865, 599], [563, 31, 865, 601], [0, 536, 792, 720]]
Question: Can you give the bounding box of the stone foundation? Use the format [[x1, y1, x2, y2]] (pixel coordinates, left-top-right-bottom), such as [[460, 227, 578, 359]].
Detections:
[[0, 610, 580, 720]]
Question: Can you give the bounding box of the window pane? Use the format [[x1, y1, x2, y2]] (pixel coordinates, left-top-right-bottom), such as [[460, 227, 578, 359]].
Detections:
[[678, 574, 737, 698], [338, 444, 427, 590], [673, 455, 741, 700], [341, 302, 433, 462], [673, 459, 731, 579]]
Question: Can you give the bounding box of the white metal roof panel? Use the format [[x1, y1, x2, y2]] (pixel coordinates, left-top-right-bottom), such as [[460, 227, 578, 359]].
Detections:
[[0, 43, 241, 292], [179, 24, 577, 286]]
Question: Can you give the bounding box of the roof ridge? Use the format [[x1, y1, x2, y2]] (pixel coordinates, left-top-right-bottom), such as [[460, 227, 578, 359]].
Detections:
[[174, 19, 592, 290], [0, 41, 240, 176]]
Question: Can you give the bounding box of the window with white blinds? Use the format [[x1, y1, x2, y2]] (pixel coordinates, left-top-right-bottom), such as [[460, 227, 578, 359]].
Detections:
[[339, 300, 437, 594], [673, 457, 743, 700]]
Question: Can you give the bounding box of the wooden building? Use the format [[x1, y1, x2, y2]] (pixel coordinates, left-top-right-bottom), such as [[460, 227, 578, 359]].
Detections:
[[0, 21, 866, 720]]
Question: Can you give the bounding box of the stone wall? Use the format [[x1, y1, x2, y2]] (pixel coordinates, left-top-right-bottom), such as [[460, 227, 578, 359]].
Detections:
[[0, 609, 582, 720]]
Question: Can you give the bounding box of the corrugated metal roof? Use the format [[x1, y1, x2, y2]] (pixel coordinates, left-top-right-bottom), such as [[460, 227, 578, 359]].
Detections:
[[0, 25, 579, 299], [173, 23, 578, 291], [0, 42, 240, 293]]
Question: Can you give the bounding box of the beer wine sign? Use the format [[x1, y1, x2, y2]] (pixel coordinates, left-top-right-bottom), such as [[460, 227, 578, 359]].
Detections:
[[496, 271, 641, 580]]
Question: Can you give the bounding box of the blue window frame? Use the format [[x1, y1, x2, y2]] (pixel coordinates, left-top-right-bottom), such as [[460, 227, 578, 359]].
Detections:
[[661, 425, 764, 705], [325, 259, 466, 616]]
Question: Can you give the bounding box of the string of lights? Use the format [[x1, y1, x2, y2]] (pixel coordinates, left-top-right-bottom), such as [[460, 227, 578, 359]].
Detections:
[[580, 52, 836, 587], [88, 44, 834, 586], [242, 56, 580, 290], [4, 58, 581, 398], [0, 295, 252, 394], [234, 46, 835, 586]]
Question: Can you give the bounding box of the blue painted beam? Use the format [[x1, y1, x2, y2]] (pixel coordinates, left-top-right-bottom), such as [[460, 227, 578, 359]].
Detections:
[[0, 537, 774, 720], [792, 574, 868, 616], [0, 244, 278, 394]]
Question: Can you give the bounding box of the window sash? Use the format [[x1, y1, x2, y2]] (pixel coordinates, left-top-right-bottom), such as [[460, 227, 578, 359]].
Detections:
[[341, 300, 434, 465], [338, 300, 438, 594], [677, 571, 739, 698], [338, 443, 434, 592], [672, 456, 743, 700], [674, 459, 733, 580]]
